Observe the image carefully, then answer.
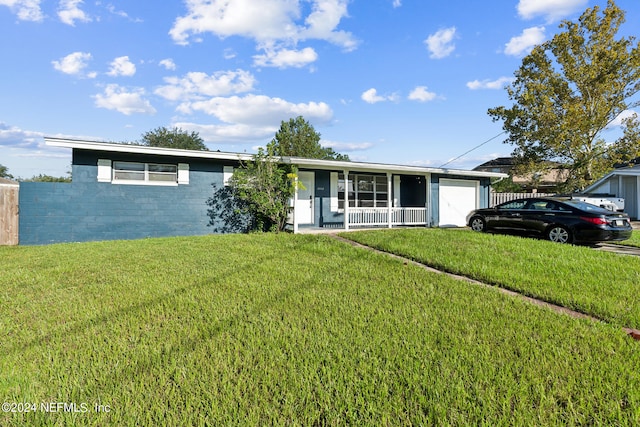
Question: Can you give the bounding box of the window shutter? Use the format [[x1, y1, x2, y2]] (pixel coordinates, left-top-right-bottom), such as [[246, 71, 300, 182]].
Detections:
[[97, 159, 112, 182], [330, 172, 338, 212], [223, 166, 234, 186], [178, 163, 189, 184]]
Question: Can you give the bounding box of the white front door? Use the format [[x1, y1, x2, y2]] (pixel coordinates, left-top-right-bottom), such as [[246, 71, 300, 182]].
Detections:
[[297, 171, 314, 224]]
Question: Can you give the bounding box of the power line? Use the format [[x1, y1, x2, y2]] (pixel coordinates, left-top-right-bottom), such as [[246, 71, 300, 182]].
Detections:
[[438, 131, 506, 168]]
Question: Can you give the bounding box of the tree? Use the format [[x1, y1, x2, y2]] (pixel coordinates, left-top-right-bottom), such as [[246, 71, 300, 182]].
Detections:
[[210, 146, 298, 232], [488, 0, 640, 191], [268, 116, 350, 160], [210, 117, 348, 233], [140, 126, 208, 151], [0, 164, 13, 180], [23, 174, 72, 182], [490, 176, 523, 193]]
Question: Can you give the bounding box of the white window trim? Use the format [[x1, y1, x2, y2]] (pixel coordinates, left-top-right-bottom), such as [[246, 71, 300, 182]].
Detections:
[[98, 159, 188, 186], [339, 173, 389, 209]]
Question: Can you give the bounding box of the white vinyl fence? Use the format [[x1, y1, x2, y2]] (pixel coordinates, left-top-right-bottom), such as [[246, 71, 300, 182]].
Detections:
[[490, 192, 555, 207]]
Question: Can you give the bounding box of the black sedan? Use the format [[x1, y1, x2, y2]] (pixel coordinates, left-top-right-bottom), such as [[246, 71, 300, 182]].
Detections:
[[466, 197, 633, 244]]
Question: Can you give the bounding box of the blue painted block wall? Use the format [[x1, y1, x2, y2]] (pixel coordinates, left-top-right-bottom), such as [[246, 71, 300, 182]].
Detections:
[[18, 150, 235, 245]]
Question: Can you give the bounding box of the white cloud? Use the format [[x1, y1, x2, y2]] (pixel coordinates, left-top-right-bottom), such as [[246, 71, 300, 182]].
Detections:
[[180, 94, 333, 127], [424, 27, 457, 59], [298, 0, 357, 51], [609, 110, 638, 127], [321, 140, 373, 151], [392, 0, 401, 8], [155, 70, 256, 101], [169, 0, 357, 52], [93, 84, 156, 115], [253, 47, 318, 68], [517, 0, 587, 22], [361, 88, 398, 104], [504, 26, 545, 56], [466, 77, 514, 90], [0, 0, 43, 22], [105, 3, 141, 22], [159, 59, 176, 71], [58, 0, 91, 26], [408, 86, 437, 102], [107, 56, 136, 77], [0, 122, 44, 149], [52, 52, 97, 78], [172, 122, 276, 143]]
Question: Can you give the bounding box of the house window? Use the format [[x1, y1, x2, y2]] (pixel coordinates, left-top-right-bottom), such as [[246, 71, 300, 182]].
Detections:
[[99, 160, 188, 185], [338, 173, 388, 208]]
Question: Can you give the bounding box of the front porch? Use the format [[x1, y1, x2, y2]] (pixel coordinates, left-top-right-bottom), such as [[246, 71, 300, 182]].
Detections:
[[291, 170, 430, 233]]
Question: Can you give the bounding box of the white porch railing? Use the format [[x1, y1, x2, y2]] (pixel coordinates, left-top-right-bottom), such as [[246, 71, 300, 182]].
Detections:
[[348, 207, 427, 227], [392, 207, 428, 225]]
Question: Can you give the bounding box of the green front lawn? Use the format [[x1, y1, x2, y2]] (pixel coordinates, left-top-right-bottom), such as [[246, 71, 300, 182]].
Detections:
[[341, 228, 640, 330], [616, 230, 640, 247], [1, 234, 639, 425]]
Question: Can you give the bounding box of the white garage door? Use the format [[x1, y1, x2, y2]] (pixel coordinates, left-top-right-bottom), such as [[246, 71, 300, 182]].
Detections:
[[439, 178, 479, 227]]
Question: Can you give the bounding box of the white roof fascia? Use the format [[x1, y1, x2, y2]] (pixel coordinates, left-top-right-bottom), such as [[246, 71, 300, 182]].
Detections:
[[282, 157, 506, 178], [45, 137, 255, 162], [45, 137, 507, 179], [583, 167, 640, 192]]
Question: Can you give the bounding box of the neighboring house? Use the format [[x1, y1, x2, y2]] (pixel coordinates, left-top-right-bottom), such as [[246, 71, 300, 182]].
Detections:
[[474, 157, 566, 192], [472, 157, 514, 175], [16, 138, 506, 245], [582, 165, 640, 220]]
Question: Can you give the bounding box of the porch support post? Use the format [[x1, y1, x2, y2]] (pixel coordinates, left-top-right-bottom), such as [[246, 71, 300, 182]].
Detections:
[[637, 176, 640, 220], [425, 174, 431, 227], [619, 174, 623, 196], [387, 172, 392, 228], [343, 169, 349, 230], [293, 175, 299, 234]]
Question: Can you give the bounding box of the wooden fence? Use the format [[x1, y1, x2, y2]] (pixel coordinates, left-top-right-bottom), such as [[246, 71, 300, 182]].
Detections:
[[0, 183, 19, 245], [490, 191, 555, 207]]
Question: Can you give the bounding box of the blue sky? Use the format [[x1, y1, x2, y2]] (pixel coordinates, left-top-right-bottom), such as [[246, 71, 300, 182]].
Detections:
[[1, 0, 638, 178]]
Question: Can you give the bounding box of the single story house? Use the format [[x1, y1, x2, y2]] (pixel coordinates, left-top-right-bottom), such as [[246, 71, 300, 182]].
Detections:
[[582, 165, 640, 220], [16, 138, 506, 245]]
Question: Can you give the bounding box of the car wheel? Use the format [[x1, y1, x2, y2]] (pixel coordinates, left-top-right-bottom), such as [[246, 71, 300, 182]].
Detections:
[[547, 225, 572, 244], [470, 216, 486, 232]]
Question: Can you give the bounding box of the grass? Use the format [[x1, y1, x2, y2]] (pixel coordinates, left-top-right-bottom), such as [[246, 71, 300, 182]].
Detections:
[[616, 230, 640, 247], [0, 233, 639, 425], [340, 228, 640, 330]]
